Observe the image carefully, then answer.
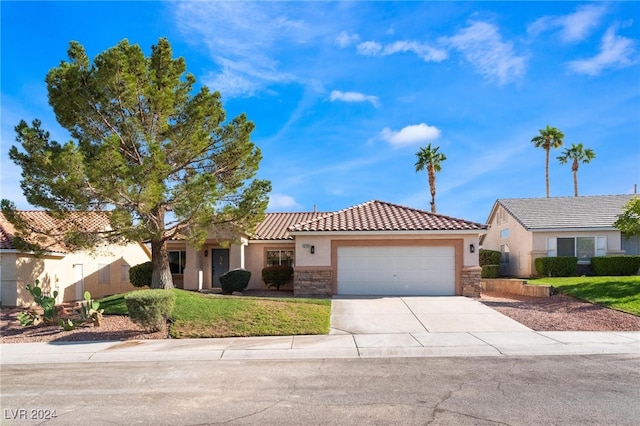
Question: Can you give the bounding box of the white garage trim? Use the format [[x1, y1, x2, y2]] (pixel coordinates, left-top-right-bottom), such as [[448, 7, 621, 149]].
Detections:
[[331, 239, 462, 296]]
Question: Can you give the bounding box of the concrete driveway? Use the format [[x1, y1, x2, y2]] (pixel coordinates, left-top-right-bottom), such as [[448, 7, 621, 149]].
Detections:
[[330, 296, 531, 334]]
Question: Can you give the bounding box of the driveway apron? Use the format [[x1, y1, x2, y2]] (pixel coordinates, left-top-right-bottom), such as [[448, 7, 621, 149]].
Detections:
[[330, 296, 531, 334]]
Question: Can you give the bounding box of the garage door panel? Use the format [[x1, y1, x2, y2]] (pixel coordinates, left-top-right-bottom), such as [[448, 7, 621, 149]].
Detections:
[[337, 246, 455, 296]]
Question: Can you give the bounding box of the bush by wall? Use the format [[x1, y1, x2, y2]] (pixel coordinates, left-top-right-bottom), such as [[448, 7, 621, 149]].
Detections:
[[220, 268, 251, 294], [124, 289, 175, 331], [479, 249, 501, 266], [591, 256, 640, 276], [129, 261, 153, 288], [481, 265, 500, 278], [534, 257, 578, 277], [262, 265, 294, 290]]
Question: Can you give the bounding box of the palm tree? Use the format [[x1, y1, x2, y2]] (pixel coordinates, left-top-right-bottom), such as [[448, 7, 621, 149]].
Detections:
[[531, 125, 565, 197], [415, 143, 447, 213], [557, 143, 596, 197]]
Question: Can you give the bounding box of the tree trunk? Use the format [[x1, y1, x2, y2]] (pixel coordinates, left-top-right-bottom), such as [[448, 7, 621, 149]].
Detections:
[[545, 148, 550, 197], [572, 159, 579, 197], [428, 166, 437, 213], [150, 239, 174, 289]]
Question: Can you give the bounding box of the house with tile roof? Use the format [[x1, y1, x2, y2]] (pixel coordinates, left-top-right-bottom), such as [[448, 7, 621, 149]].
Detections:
[[482, 194, 639, 277], [167, 200, 487, 297], [0, 211, 151, 307]]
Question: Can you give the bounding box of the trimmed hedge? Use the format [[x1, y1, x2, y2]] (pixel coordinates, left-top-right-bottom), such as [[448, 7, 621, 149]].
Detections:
[[129, 261, 153, 288], [481, 265, 500, 278], [220, 268, 251, 294], [591, 256, 640, 276], [535, 257, 578, 277], [479, 249, 501, 266], [262, 265, 294, 290], [124, 289, 175, 331]]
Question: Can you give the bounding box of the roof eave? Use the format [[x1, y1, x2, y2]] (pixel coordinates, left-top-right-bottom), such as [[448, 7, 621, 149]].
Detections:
[[288, 229, 486, 236]]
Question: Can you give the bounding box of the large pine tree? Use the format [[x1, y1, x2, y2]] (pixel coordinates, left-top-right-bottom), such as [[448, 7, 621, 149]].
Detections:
[[2, 38, 271, 289]]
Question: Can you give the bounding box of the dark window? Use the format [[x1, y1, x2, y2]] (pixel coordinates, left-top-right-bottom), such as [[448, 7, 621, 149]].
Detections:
[[168, 251, 186, 274]]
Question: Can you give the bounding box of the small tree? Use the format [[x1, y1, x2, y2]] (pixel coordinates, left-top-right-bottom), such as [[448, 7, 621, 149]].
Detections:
[[557, 143, 595, 197], [531, 125, 564, 197], [2, 38, 271, 289], [614, 196, 640, 237]]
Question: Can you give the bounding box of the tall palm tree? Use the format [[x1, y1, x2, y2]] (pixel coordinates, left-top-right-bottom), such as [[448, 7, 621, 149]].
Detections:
[[415, 143, 447, 213], [531, 125, 565, 197], [557, 143, 596, 197]]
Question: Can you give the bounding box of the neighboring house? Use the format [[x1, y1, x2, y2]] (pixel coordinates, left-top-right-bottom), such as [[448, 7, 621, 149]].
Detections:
[[168, 200, 487, 297], [0, 211, 151, 307], [482, 194, 638, 277]]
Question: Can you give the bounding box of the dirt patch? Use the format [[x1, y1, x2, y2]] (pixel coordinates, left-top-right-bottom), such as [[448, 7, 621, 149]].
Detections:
[[480, 292, 640, 331]]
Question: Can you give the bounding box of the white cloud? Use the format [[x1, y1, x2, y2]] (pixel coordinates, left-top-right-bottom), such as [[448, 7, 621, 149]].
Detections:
[[267, 194, 302, 211], [357, 40, 447, 62], [336, 31, 360, 48], [567, 26, 636, 76], [379, 123, 441, 147], [528, 4, 607, 43], [329, 90, 379, 107], [172, 2, 309, 97], [357, 40, 383, 55], [444, 22, 527, 85]]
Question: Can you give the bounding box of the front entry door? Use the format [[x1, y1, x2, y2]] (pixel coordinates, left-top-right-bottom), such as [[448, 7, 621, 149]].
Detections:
[[212, 249, 230, 288]]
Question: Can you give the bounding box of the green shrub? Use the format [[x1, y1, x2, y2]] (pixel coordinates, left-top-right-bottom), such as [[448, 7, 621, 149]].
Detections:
[[534, 257, 578, 277], [124, 289, 175, 331], [129, 262, 153, 288], [481, 265, 500, 278], [479, 249, 501, 266], [220, 268, 251, 294], [262, 265, 294, 290], [591, 256, 640, 276]]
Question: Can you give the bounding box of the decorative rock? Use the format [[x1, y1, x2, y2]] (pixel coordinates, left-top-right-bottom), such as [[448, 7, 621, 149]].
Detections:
[[231, 291, 243, 296]]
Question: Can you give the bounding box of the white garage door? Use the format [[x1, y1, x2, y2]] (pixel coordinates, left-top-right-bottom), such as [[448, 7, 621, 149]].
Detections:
[[337, 246, 455, 296]]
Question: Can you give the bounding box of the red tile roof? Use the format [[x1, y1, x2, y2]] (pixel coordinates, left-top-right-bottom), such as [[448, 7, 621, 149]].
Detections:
[[288, 200, 487, 233], [252, 212, 330, 240], [0, 211, 112, 253]]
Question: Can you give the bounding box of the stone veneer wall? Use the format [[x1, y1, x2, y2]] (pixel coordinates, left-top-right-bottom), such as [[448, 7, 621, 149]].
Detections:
[[461, 266, 482, 298], [293, 268, 333, 297]]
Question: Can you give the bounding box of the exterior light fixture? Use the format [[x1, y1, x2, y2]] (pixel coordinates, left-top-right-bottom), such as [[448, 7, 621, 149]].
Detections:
[[311, 245, 315, 254], [204, 249, 208, 257], [469, 244, 475, 253]]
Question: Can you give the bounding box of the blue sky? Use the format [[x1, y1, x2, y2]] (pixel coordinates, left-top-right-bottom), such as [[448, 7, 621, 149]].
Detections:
[[1, 1, 639, 224]]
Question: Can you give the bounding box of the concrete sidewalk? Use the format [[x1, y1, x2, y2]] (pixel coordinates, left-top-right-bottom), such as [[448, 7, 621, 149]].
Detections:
[[1, 330, 638, 364]]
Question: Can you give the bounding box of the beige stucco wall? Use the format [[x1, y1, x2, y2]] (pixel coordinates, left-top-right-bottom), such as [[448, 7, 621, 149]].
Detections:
[[245, 241, 295, 290], [1, 243, 150, 307], [295, 233, 480, 268], [483, 206, 532, 277]]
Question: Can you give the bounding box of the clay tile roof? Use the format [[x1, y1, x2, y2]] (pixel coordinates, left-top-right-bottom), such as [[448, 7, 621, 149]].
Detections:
[[252, 212, 330, 240], [497, 194, 635, 230], [288, 200, 487, 233], [0, 210, 111, 253]]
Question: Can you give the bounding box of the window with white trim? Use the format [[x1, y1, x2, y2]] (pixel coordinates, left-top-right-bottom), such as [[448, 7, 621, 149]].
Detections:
[[266, 250, 294, 267], [546, 236, 606, 263], [500, 244, 510, 264], [500, 228, 509, 239]]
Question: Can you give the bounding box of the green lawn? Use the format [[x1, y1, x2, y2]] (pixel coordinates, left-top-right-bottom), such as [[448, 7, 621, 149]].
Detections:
[[529, 276, 640, 316], [99, 289, 331, 338]]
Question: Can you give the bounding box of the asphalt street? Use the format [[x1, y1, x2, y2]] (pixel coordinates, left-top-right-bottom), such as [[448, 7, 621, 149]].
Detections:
[[2, 355, 639, 425]]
